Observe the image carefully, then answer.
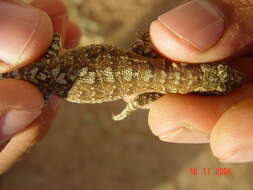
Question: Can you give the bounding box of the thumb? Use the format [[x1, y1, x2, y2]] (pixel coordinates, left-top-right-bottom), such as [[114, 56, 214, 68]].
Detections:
[[150, 0, 253, 63], [0, 1, 53, 73]]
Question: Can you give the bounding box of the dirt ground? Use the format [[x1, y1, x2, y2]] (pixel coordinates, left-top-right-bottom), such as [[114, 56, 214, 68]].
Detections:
[[1, 0, 253, 189]]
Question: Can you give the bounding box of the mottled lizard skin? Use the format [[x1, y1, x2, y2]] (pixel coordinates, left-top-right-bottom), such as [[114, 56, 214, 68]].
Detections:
[[0, 32, 245, 120]]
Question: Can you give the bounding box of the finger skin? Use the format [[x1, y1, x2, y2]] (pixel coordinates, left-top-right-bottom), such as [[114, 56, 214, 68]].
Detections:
[[0, 1, 53, 72], [130, 57, 253, 144], [0, 79, 43, 110], [148, 84, 253, 143], [0, 0, 80, 173], [211, 98, 253, 163], [150, 0, 253, 63], [0, 96, 61, 174], [148, 0, 253, 148], [64, 21, 82, 49], [31, 0, 69, 42], [0, 79, 44, 141], [0, 0, 68, 142]]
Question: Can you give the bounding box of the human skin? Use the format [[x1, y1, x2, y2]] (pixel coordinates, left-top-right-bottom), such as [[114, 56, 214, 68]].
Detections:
[[148, 0, 253, 163], [1, 0, 252, 172], [0, 0, 81, 173]]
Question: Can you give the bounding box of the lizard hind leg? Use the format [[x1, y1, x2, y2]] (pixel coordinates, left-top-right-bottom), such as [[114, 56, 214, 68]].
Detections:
[[112, 92, 163, 121]]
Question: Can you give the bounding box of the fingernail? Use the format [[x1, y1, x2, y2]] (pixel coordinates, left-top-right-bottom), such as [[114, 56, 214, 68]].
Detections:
[[158, 0, 225, 51], [0, 110, 41, 140], [0, 1, 49, 69], [220, 147, 253, 163], [0, 1, 40, 64]]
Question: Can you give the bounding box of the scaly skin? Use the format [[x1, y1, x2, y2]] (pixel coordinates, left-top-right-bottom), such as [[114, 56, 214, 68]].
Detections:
[[0, 33, 246, 120]]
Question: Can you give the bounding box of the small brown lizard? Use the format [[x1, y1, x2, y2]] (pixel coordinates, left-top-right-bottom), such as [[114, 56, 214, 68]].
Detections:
[[0, 32, 245, 120]]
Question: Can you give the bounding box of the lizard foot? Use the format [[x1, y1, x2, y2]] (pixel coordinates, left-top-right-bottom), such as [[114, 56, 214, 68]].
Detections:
[[112, 92, 163, 121]]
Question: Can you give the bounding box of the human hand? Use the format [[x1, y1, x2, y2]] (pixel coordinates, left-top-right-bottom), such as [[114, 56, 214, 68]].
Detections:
[[0, 0, 81, 173], [148, 0, 253, 163]]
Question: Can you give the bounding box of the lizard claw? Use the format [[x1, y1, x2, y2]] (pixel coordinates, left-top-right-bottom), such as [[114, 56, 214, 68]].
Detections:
[[112, 93, 163, 121], [112, 101, 139, 121], [112, 113, 127, 121]]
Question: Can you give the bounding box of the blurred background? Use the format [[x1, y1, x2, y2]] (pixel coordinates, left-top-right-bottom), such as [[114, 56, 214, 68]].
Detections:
[[1, 0, 253, 189]]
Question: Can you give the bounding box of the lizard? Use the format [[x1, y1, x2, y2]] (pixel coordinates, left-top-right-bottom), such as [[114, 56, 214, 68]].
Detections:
[[0, 31, 245, 121]]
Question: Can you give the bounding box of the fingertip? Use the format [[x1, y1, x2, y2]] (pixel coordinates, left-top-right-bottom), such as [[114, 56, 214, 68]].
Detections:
[[0, 1, 53, 72], [150, 20, 225, 63], [148, 94, 215, 137], [150, 0, 253, 63], [147, 95, 210, 143], [148, 84, 253, 144], [0, 95, 60, 174], [31, 0, 69, 41], [0, 79, 44, 110], [210, 98, 253, 163], [16, 10, 53, 70], [150, 20, 203, 63], [0, 79, 44, 140]]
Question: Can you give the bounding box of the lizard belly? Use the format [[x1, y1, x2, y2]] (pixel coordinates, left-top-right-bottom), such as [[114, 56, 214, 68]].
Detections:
[[65, 62, 162, 104]]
